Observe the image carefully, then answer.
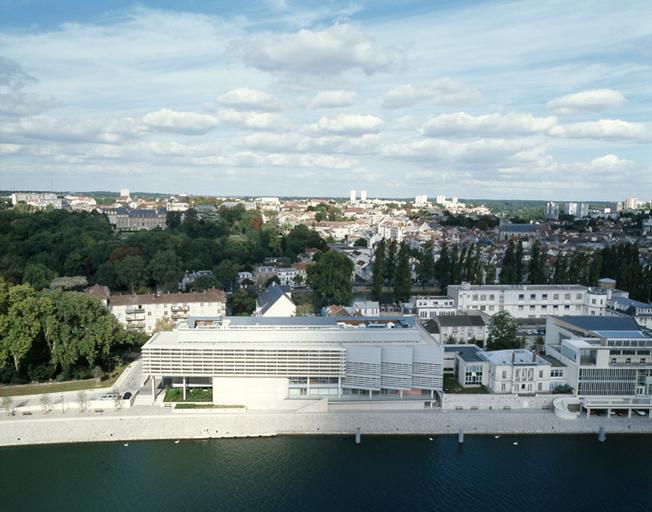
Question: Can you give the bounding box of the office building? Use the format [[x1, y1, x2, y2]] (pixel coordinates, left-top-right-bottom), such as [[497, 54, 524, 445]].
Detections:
[[406, 295, 456, 319], [142, 316, 444, 409], [447, 282, 626, 319], [360, 190, 367, 202], [350, 190, 357, 203], [414, 194, 428, 207], [545, 316, 652, 398]]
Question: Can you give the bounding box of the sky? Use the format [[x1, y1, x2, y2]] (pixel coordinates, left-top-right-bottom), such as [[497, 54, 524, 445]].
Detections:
[[0, 0, 651, 200]]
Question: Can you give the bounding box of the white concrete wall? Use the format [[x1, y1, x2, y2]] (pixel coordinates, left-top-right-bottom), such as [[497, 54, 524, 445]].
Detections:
[[442, 393, 555, 410], [212, 377, 289, 408]]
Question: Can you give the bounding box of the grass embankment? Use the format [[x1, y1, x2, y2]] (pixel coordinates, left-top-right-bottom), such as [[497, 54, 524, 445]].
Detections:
[[443, 375, 489, 394], [164, 388, 213, 402], [0, 364, 128, 397]]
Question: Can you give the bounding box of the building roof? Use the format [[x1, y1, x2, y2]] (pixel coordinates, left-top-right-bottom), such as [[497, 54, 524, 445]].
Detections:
[[540, 354, 566, 368], [256, 283, 294, 315], [110, 288, 226, 306], [436, 314, 486, 328], [499, 224, 536, 233], [557, 315, 642, 334], [483, 349, 547, 366], [353, 300, 380, 310], [444, 344, 486, 363]]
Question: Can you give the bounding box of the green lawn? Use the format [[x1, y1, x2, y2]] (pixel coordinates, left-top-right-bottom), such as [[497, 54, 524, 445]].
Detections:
[[0, 364, 128, 397], [443, 375, 489, 394], [164, 387, 213, 402], [175, 403, 244, 409]]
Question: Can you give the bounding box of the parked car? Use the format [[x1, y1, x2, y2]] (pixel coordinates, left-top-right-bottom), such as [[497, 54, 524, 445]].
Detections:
[[100, 392, 119, 401], [122, 392, 132, 400], [634, 410, 647, 417]]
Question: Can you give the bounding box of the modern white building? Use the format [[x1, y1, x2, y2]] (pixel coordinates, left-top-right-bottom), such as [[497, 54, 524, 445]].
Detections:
[[414, 194, 428, 207], [544, 201, 559, 221], [11, 192, 68, 209], [544, 316, 652, 398], [350, 190, 357, 203], [141, 316, 444, 409], [360, 190, 368, 202], [352, 300, 380, 316], [447, 282, 627, 319], [109, 289, 226, 333], [407, 295, 456, 319]]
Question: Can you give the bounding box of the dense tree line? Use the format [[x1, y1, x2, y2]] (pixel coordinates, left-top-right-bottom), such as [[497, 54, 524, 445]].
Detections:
[[0, 279, 143, 384], [0, 207, 326, 294]]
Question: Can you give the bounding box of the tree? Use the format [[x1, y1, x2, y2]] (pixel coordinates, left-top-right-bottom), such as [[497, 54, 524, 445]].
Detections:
[[515, 240, 525, 283], [153, 317, 176, 333], [76, 390, 88, 412], [230, 287, 257, 316], [150, 250, 183, 292], [23, 263, 56, 291], [486, 310, 520, 350], [265, 275, 281, 287], [500, 240, 517, 284], [353, 238, 367, 247], [113, 255, 146, 293], [306, 250, 353, 308], [1, 395, 13, 416], [39, 393, 51, 414], [371, 239, 386, 301], [528, 240, 546, 284], [393, 242, 412, 303], [214, 259, 240, 291], [416, 240, 435, 286], [385, 239, 398, 286], [436, 243, 451, 291]]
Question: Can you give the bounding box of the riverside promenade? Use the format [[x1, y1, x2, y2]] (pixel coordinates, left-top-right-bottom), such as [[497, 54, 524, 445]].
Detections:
[[1, 407, 652, 447]]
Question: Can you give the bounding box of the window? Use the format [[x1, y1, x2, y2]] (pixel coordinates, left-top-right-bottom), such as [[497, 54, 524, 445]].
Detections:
[[539, 370, 543, 378], [518, 305, 524, 311], [538, 382, 542, 391], [553, 294, 559, 300], [501, 383, 506, 391], [576, 294, 582, 300], [502, 370, 507, 378], [489, 294, 495, 300], [518, 294, 525, 300], [564, 293, 571, 300], [530, 294, 536, 300], [564, 305, 570, 310], [480, 294, 486, 301], [472, 294, 478, 301], [542, 294, 548, 300]]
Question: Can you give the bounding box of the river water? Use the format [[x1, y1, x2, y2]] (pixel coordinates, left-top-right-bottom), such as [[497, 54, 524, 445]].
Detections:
[[0, 435, 648, 511]]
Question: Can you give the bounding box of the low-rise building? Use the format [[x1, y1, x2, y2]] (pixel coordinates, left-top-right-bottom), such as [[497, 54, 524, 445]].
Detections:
[[406, 295, 456, 319], [104, 207, 167, 231], [423, 314, 488, 345], [610, 297, 652, 329], [544, 315, 652, 398], [109, 289, 226, 333], [141, 316, 444, 409], [255, 283, 296, 317], [352, 300, 380, 316], [484, 349, 556, 394]]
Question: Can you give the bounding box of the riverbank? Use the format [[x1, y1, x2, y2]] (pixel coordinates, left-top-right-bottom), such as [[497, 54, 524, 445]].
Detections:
[[1, 408, 651, 447]]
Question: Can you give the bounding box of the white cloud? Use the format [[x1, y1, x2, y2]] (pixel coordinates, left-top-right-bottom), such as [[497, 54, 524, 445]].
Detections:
[[421, 112, 557, 137], [217, 110, 288, 130], [237, 131, 381, 154], [234, 24, 401, 75], [0, 90, 59, 117], [547, 89, 625, 114], [550, 119, 650, 141], [589, 153, 634, 170], [383, 137, 540, 162], [0, 143, 21, 154], [192, 151, 357, 169], [383, 79, 481, 108], [216, 88, 285, 111], [141, 108, 218, 134], [310, 90, 357, 108], [314, 113, 383, 135]]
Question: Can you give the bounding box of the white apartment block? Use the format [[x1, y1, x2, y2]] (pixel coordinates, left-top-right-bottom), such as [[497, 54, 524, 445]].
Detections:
[[447, 282, 625, 319], [409, 295, 456, 319], [352, 301, 380, 316], [11, 192, 68, 209], [109, 289, 226, 333], [484, 350, 557, 394]]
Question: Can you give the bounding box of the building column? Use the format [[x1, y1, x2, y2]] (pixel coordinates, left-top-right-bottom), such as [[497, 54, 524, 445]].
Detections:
[[337, 377, 342, 397], [151, 376, 156, 405], [182, 377, 187, 401], [628, 408, 632, 419], [369, 389, 372, 399], [306, 377, 311, 397], [400, 389, 404, 399]]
